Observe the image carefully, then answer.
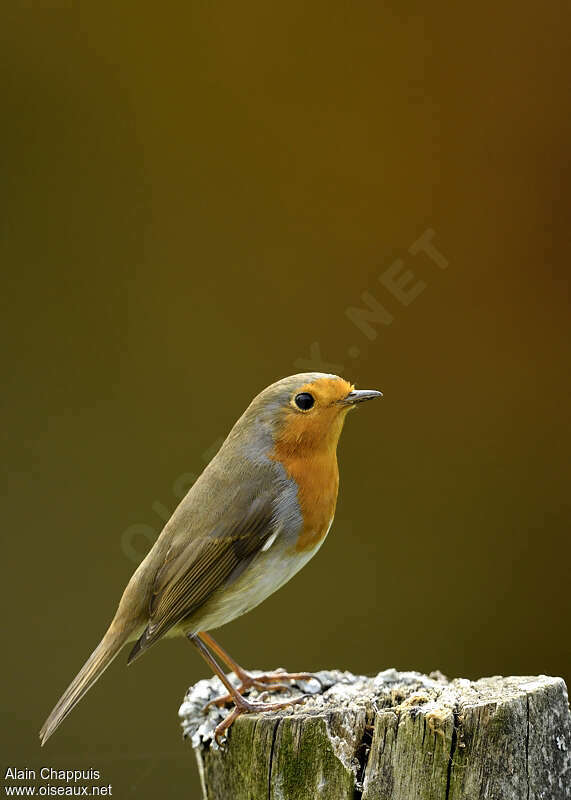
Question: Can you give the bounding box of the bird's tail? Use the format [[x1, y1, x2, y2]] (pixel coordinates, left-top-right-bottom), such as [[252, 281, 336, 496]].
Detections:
[[39, 624, 129, 746]]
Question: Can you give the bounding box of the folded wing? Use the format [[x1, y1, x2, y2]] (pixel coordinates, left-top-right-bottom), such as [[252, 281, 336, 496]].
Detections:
[[127, 493, 276, 663]]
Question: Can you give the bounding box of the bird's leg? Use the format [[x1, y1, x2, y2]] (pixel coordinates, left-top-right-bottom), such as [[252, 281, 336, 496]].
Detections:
[[198, 631, 322, 709], [188, 634, 310, 744], [194, 632, 295, 710]]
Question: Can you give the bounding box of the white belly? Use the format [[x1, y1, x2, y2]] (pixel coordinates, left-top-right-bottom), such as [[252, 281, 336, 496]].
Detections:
[[185, 521, 332, 633]]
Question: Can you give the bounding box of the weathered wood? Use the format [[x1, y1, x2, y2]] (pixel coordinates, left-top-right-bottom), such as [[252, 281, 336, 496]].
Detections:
[[179, 669, 571, 799]]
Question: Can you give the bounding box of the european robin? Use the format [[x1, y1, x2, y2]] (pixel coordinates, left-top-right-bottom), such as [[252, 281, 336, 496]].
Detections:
[[40, 373, 382, 745]]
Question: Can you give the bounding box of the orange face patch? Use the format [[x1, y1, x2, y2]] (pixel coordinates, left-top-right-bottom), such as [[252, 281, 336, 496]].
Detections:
[[270, 376, 353, 551], [278, 377, 354, 453], [293, 376, 354, 408]]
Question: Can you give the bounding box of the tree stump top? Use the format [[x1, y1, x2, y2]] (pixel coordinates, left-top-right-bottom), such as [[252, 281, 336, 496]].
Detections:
[[179, 668, 571, 799]]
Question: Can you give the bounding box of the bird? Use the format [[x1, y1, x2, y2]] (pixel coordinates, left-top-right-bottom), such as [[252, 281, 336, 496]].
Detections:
[[40, 372, 382, 745]]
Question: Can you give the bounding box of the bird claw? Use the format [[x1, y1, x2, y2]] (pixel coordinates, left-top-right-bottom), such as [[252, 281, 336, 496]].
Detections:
[[256, 683, 291, 701], [213, 693, 311, 746], [202, 670, 323, 713], [241, 669, 324, 693], [202, 681, 291, 712], [203, 692, 234, 711]]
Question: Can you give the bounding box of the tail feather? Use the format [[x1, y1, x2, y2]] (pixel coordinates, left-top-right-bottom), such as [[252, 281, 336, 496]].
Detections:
[[39, 626, 128, 746]]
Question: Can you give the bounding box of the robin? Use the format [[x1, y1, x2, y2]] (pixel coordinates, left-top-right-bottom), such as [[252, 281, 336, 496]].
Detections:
[[40, 372, 382, 745]]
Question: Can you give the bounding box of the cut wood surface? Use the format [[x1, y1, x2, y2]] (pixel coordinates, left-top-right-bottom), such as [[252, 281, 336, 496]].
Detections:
[[179, 668, 571, 800]]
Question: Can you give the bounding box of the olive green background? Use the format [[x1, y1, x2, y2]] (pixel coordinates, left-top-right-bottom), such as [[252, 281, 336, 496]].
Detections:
[[2, 2, 570, 798]]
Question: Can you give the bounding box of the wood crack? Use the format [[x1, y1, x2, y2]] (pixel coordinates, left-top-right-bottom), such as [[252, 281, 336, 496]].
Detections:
[[266, 718, 281, 800], [444, 703, 460, 800], [353, 716, 374, 800], [525, 695, 530, 800], [393, 710, 401, 744]]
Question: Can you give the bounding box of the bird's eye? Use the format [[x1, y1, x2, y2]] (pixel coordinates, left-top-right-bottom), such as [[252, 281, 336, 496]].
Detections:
[[294, 392, 315, 411]]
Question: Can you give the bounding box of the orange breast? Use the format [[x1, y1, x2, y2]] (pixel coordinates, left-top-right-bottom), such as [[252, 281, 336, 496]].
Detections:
[[269, 376, 351, 552], [271, 447, 339, 552]]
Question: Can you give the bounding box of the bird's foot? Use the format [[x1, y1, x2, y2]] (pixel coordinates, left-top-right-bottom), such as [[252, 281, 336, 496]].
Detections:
[[204, 669, 323, 710], [247, 668, 324, 689], [214, 692, 311, 746]]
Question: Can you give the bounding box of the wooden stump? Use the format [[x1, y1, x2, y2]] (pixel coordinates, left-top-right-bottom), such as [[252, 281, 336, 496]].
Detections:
[[179, 668, 571, 799]]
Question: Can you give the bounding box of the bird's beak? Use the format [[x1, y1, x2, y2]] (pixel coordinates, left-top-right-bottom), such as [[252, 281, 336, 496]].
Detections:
[[340, 389, 383, 405]]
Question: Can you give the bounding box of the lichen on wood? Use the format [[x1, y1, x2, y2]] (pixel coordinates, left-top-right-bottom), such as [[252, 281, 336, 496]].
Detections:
[[179, 669, 571, 799]]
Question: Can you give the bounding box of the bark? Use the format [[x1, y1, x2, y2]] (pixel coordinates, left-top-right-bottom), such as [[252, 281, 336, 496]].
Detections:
[[179, 668, 571, 799]]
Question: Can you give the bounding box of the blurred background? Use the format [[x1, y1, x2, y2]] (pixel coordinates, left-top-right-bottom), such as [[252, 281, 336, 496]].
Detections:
[[2, 1, 570, 797]]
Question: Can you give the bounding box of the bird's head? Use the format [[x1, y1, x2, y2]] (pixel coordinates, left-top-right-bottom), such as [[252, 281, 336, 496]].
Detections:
[[243, 373, 382, 458]]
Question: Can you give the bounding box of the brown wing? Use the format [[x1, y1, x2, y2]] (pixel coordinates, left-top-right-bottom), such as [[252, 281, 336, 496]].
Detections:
[[127, 493, 276, 663]]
